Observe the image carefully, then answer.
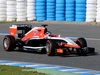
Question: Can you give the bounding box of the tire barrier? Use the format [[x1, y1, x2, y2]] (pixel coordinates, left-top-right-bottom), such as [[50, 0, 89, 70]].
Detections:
[[27, 0, 35, 21], [87, 0, 97, 4], [7, 0, 16, 21], [96, 0, 100, 22], [65, 0, 75, 22], [86, 0, 97, 22], [56, 0, 65, 21], [46, 0, 55, 3], [75, 0, 86, 22], [46, 0, 56, 21], [16, 0, 27, 21], [35, 0, 46, 21], [0, 0, 6, 21], [0, 0, 99, 22]]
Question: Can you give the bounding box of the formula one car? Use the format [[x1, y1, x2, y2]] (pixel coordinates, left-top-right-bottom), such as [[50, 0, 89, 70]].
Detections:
[[3, 24, 95, 56]]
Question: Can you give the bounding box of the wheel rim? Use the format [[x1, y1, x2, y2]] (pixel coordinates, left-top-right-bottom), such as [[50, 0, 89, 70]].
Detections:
[[3, 38, 9, 49], [46, 43, 50, 53], [76, 40, 81, 47]]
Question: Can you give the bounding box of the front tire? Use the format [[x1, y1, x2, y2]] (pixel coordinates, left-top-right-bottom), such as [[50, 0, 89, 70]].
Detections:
[[76, 37, 87, 47], [76, 37, 88, 55], [3, 35, 16, 51], [46, 40, 56, 56]]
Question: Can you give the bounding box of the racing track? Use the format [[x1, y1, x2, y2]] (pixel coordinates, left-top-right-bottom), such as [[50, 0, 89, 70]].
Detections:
[[0, 22, 100, 71]]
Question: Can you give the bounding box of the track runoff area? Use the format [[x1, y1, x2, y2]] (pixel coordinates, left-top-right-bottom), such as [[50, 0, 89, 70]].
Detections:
[[0, 60, 100, 75]]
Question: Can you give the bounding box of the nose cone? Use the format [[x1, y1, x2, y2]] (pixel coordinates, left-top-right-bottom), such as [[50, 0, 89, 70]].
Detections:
[[64, 44, 81, 48]]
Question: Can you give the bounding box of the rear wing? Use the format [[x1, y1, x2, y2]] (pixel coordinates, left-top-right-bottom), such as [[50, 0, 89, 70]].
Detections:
[[10, 24, 32, 30], [9, 24, 32, 38]]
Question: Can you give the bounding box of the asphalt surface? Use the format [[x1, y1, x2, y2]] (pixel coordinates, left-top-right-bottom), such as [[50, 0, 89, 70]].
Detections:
[[0, 22, 100, 71]]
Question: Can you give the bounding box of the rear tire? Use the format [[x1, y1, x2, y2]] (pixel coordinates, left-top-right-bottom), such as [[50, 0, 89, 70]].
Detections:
[[76, 37, 88, 55], [46, 40, 56, 56], [3, 35, 16, 51]]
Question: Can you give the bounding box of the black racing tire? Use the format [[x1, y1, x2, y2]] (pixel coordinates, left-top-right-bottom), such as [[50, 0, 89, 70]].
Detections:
[[76, 38, 87, 48], [3, 35, 16, 51], [46, 40, 56, 56], [76, 37, 88, 55]]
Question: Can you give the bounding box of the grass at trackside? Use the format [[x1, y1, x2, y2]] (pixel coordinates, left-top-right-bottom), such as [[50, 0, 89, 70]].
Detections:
[[0, 65, 49, 75]]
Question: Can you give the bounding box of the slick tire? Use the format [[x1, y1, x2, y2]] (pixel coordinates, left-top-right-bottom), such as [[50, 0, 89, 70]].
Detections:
[[46, 40, 56, 56], [76, 37, 88, 55], [3, 35, 16, 51]]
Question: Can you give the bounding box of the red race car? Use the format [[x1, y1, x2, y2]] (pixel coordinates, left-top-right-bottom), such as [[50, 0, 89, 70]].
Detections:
[[3, 24, 95, 56]]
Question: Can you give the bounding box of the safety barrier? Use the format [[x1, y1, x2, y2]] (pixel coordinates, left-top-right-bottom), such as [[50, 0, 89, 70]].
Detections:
[[46, 0, 55, 21], [7, 0, 16, 21], [75, 0, 86, 22], [66, 0, 75, 22], [35, 0, 46, 21], [0, 0, 99, 22], [56, 0, 65, 21], [16, 0, 27, 21], [96, 0, 100, 22], [86, 0, 97, 22], [0, 0, 6, 21], [27, 0, 35, 21]]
